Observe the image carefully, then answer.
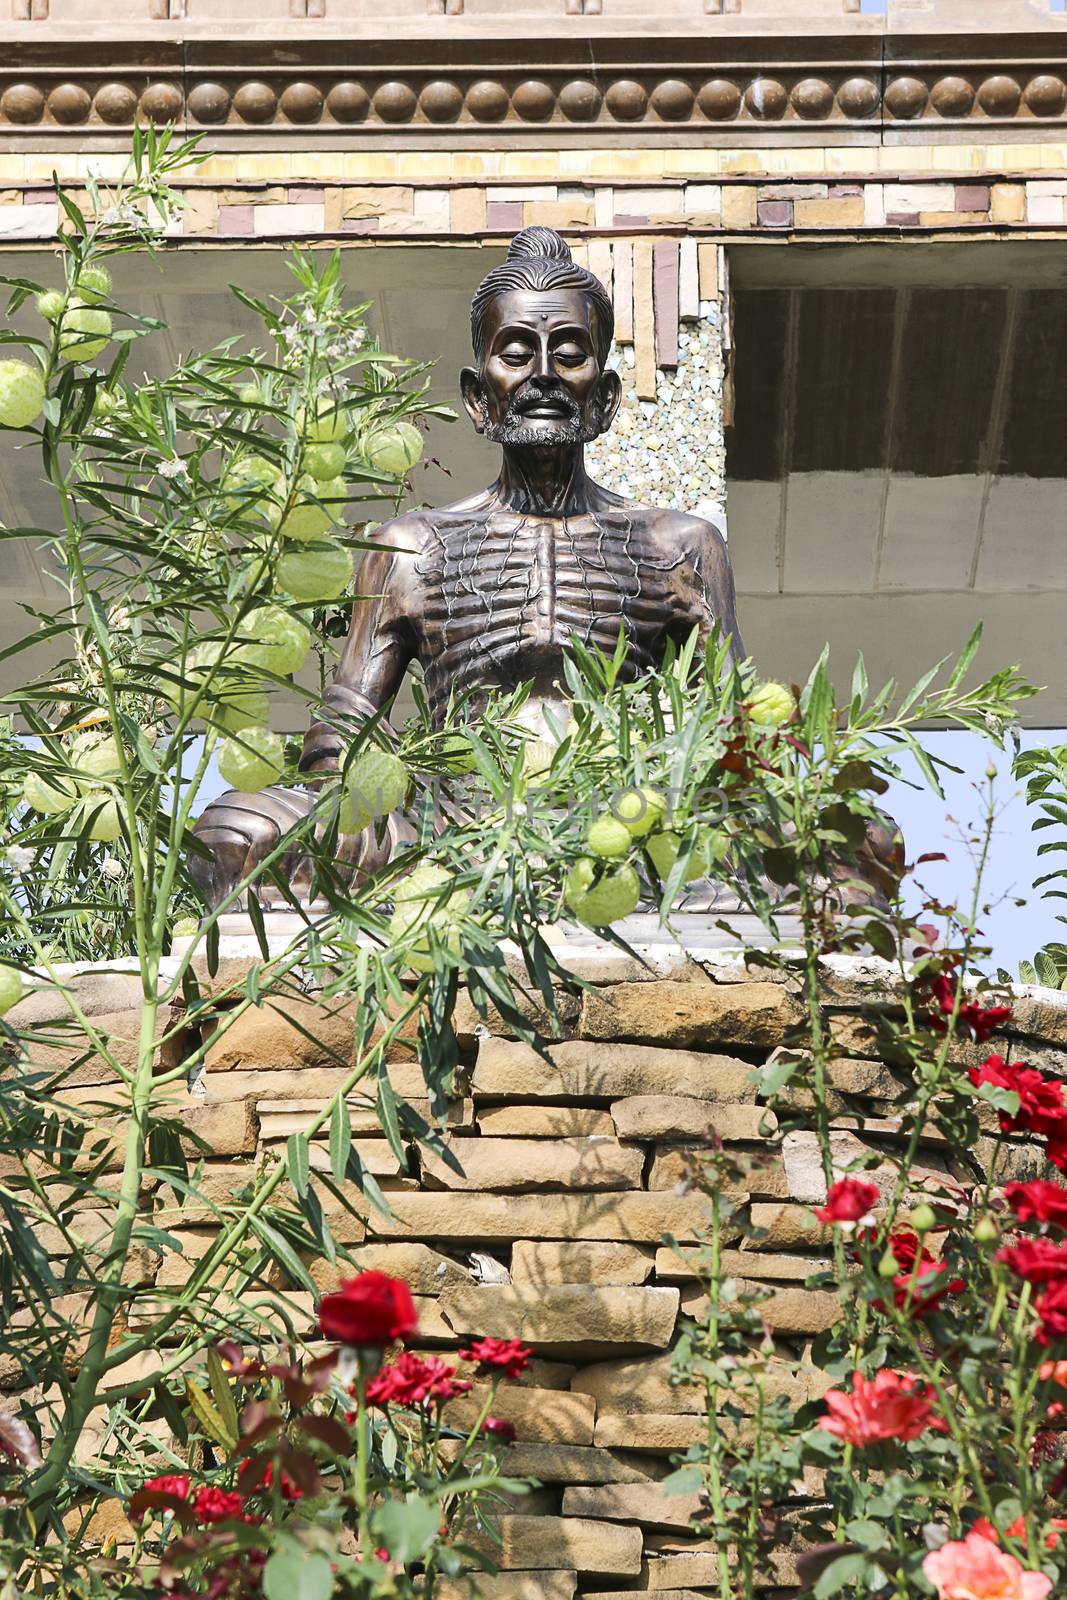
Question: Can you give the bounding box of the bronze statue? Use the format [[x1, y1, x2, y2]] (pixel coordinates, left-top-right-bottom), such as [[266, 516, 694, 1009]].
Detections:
[[191, 227, 745, 909]]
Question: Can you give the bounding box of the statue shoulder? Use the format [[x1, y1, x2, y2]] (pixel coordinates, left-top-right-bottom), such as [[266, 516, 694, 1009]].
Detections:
[[637, 504, 731, 562], [356, 510, 432, 574]]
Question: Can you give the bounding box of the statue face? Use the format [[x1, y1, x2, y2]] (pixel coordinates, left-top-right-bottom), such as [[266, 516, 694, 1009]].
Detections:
[[461, 286, 621, 448]]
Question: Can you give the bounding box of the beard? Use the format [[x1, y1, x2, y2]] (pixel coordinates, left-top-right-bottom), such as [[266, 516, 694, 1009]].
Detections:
[[483, 387, 601, 447]]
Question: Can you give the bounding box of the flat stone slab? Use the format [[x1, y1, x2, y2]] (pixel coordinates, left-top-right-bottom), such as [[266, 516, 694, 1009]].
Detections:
[[473, 1039, 755, 1103], [421, 1137, 644, 1193], [358, 1190, 712, 1244], [611, 1095, 774, 1142], [654, 1246, 833, 1282], [446, 1385, 595, 1445], [439, 1284, 680, 1350], [438, 1574, 576, 1600], [478, 1105, 615, 1138], [511, 1241, 654, 1286], [477, 1516, 643, 1576], [561, 1484, 702, 1531], [580, 980, 802, 1050], [495, 1443, 666, 1485], [682, 1284, 841, 1336], [594, 1414, 708, 1452]]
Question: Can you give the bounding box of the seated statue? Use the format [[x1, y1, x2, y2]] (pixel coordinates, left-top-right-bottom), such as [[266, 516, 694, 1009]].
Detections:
[[191, 226, 899, 911], [190, 227, 744, 909]]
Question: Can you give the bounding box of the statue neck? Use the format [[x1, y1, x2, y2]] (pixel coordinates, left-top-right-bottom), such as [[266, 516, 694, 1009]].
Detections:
[[491, 444, 595, 517]]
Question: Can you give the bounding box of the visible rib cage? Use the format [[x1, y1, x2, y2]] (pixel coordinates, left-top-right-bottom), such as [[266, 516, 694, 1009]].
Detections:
[[415, 509, 688, 724]]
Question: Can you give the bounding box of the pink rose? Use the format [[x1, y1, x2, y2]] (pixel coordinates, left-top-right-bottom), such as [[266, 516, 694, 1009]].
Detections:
[[923, 1531, 1052, 1599]]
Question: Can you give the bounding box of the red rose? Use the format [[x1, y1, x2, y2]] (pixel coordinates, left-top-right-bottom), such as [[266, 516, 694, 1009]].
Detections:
[[458, 1337, 533, 1379], [973, 1513, 1067, 1551], [969, 1057, 1067, 1140], [925, 973, 1011, 1043], [1005, 1181, 1067, 1227], [365, 1352, 471, 1409], [874, 1229, 963, 1319], [142, 1473, 190, 1501], [815, 1178, 880, 1229], [819, 1370, 944, 1448], [1037, 1280, 1067, 1345], [318, 1271, 418, 1349], [192, 1486, 245, 1525], [998, 1237, 1067, 1284], [262, 1464, 302, 1503], [481, 1417, 517, 1443]]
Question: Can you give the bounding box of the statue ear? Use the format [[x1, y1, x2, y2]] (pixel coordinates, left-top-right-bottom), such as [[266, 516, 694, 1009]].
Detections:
[[597, 367, 623, 434], [460, 367, 487, 434]]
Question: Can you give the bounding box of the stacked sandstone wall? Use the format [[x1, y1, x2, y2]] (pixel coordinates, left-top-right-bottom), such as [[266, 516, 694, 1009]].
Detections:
[[10, 938, 1067, 1595]]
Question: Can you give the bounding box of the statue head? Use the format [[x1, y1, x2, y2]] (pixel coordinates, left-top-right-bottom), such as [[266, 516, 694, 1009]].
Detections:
[[461, 227, 622, 449]]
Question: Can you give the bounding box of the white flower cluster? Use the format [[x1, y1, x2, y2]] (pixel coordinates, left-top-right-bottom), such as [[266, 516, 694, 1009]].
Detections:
[[587, 308, 727, 520]]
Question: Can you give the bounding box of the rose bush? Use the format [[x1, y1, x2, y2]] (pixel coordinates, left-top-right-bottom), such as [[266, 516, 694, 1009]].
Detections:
[[119, 1273, 533, 1600]]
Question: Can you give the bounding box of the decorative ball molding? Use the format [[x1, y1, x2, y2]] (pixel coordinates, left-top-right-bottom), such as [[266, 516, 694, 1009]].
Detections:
[[883, 75, 928, 120], [0, 64, 1066, 132], [929, 75, 975, 118]]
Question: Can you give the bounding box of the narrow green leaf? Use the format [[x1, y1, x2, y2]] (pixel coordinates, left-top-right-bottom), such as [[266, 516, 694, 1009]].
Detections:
[[184, 1377, 236, 1452], [329, 1095, 351, 1184], [247, 1213, 317, 1295], [287, 1132, 310, 1199], [946, 621, 983, 693], [206, 1347, 239, 1445], [246, 891, 270, 962]]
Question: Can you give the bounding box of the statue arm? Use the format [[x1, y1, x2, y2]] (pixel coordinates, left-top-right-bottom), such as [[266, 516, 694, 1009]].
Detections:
[[669, 513, 745, 666], [300, 538, 418, 775]]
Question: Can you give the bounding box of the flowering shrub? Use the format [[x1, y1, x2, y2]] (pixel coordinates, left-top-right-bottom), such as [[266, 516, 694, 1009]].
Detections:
[[121, 1273, 531, 1599], [667, 834, 1067, 1597]]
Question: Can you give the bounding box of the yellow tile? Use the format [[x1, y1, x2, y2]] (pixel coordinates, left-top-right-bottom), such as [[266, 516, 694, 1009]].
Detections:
[[451, 186, 487, 232], [500, 153, 560, 178], [0, 157, 25, 181], [77, 154, 128, 181], [526, 200, 594, 228], [795, 197, 865, 227], [632, 240, 656, 400], [196, 156, 239, 183], [181, 190, 219, 234], [236, 153, 293, 182], [697, 241, 718, 299], [919, 210, 978, 226], [344, 152, 399, 180], [395, 153, 454, 179], [591, 150, 667, 179], [662, 149, 721, 178], [823, 147, 874, 175], [1041, 146, 1067, 173], [451, 153, 492, 178], [998, 144, 1049, 174], [291, 151, 347, 180], [921, 148, 979, 176], [322, 189, 342, 231], [721, 186, 757, 228], [756, 147, 828, 177], [991, 182, 1026, 223], [717, 152, 764, 175], [559, 150, 596, 177], [24, 155, 67, 182]]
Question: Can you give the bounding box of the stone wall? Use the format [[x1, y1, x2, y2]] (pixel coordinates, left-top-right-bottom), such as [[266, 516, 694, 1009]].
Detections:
[[11, 939, 1067, 1594]]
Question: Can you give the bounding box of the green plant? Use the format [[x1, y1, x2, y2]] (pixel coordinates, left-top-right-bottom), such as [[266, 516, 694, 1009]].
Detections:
[[0, 130, 1050, 1600]]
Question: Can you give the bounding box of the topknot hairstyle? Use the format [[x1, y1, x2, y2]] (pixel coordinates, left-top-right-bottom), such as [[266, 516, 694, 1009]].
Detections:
[[470, 226, 615, 368]]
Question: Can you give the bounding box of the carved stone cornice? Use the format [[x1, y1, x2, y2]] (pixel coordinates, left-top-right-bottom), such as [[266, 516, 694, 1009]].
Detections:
[[3, 34, 1067, 142]]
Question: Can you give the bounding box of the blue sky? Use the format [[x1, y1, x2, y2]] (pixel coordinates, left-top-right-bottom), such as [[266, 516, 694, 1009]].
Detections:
[[884, 730, 1056, 975]]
